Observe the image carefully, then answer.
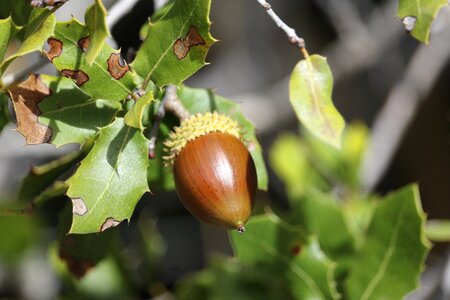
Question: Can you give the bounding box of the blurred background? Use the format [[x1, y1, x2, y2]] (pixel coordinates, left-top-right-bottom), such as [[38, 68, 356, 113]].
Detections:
[[0, 0, 450, 299]]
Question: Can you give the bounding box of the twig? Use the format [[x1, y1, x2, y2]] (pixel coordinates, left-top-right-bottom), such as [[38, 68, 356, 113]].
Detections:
[[148, 85, 190, 158], [255, 0, 306, 52]]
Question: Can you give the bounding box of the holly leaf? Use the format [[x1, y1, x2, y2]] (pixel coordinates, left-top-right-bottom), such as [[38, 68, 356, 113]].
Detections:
[[0, 215, 38, 263], [48, 19, 137, 101], [289, 54, 345, 149], [397, 0, 448, 44], [231, 214, 339, 300], [84, 0, 110, 65], [345, 184, 431, 300], [66, 118, 149, 234], [0, 93, 10, 132], [131, 0, 216, 87], [0, 8, 55, 75], [8, 74, 121, 146], [124, 92, 154, 130], [0, 1, 32, 27], [0, 17, 21, 63], [177, 85, 268, 191]]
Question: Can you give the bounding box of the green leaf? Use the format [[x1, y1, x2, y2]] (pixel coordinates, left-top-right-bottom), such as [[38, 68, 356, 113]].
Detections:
[[345, 184, 431, 300], [17, 141, 93, 203], [84, 0, 110, 65], [66, 118, 149, 234], [397, 0, 448, 44], [0, 16, 21, 63], [289, 54, 345, 149], [124, 92, 154, 130], [8, 74, 120, 146], [231, 214, 339, 300], [0, 92, 10, 132], [131, 0, 216, 87], [49, 19, 138, 101], [0, 8, 55, 75], [177, 85, 268, 191], [38, 75, 121, 146], [425, 219, 450, 242]]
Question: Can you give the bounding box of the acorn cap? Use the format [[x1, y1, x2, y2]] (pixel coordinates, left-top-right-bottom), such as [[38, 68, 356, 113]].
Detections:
[[164, 112, 243, 163]]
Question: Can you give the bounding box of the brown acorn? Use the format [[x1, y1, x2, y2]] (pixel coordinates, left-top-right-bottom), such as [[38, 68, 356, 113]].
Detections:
[[164, 112, 257, 233]]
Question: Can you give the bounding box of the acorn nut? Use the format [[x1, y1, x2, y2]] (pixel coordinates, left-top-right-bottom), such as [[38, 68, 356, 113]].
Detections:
[[164, 112, 257, 233]]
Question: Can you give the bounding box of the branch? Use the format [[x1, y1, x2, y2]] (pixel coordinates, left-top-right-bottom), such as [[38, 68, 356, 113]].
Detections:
[[31, 0, 68, 8], [148, 85, 190, 158], [255, 0, 306, 52]]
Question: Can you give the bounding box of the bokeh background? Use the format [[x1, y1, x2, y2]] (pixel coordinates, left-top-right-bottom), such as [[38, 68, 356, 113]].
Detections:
[[1, 0, 450, 299]]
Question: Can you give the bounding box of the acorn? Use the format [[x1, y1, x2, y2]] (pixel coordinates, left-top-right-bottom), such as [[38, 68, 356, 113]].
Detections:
[[164, 112, 257, 233]]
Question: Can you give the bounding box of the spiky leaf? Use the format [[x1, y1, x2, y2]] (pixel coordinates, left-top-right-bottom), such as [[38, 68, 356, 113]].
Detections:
[[0, 17, 20, 63], [345, 184, 430, 300], [66, 118, 149, 234], [131, 0, 216, 87], [124, 92, 154, 130], [49, 19, 137, 101]]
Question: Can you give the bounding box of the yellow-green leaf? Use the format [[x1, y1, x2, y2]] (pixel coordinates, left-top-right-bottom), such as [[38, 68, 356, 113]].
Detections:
[[66, 118, 149, 234], [0, 16, 21, 63], [289, 54, 345, 149], [84, 0, 110, 65], [397, 0, 448, 44], [131, 0, 216, 87], [124, 92, 154, 130]]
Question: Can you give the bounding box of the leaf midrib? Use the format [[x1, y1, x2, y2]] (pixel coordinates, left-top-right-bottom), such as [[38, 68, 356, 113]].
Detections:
[[359, 199, 408, 300]]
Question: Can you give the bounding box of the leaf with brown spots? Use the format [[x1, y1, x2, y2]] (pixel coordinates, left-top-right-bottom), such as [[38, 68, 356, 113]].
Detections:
[[47, 19, 138, 101], [66, 118, 149, 234], [14, 74, 121, 147], [46, 38, 63, 61], [7, 74, 52, 144], [131, 0, 216, 87]]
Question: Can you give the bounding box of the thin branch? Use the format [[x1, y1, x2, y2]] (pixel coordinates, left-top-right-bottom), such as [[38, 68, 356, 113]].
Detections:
[[255, 0, 306, 50], [148, 85, 190, 158]]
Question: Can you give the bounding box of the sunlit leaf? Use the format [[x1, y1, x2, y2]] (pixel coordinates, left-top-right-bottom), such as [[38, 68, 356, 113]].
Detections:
[[84, 0, 110, 65], [0, 8, 55, 75], [289, 54, 345, 149], [131, 0, 216, 87], [49, 19, 138, 101], [397, 0, 448, 43], [66, 118, 149, 234], [124, 92, 154, 130], [231, 214, 339, 300], [8, 74, 121, 146], [345, 184, 431, 300], [177, 85, 268, 190]]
